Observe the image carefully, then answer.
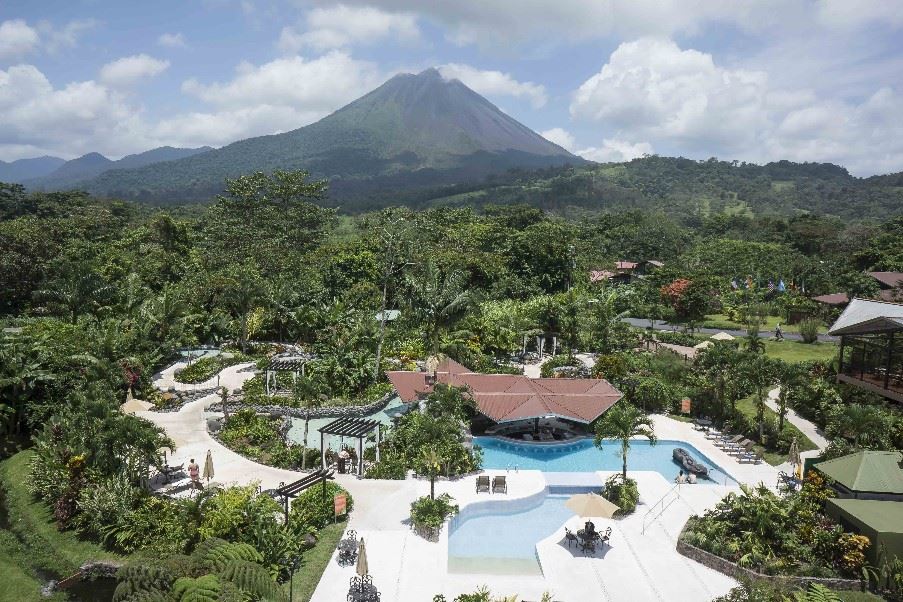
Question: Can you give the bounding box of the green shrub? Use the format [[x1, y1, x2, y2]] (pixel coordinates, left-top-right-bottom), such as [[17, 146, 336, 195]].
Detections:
[[410, 493, 458, 536], [75, 474, 141, 539], [602, 474, 639, 515], [290, 482, 353, 531], [365, 451, 408, 480], [174, 354, 251, 384], [540, 354, 584, 377], [798, 318, 821, 344]]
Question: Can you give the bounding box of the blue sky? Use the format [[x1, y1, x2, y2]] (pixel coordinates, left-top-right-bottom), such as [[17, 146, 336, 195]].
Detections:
[[2, 0, 903, 175]]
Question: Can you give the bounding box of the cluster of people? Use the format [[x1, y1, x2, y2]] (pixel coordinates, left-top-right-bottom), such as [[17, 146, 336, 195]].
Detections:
[[675, 470, 697, 484]]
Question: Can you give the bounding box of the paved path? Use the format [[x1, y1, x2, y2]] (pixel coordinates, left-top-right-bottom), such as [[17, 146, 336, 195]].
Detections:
[[622, 317, 837, 343], [764, 387, 829, 472]]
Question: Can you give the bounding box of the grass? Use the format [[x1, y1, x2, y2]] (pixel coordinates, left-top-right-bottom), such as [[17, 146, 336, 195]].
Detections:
[[835, 591, 885, 601], [762, 339, 838, 364], [701, 313, 828, 335], [287, 520, 347, 602], [0, 451, 122, 581], [734, 396, 818, 465]]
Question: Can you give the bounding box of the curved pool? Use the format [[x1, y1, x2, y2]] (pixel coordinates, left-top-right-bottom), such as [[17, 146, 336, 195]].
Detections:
[[474, 437, 736, 485]]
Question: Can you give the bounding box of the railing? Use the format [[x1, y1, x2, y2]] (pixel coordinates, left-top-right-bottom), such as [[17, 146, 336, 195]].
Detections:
[[641, 483, 682, 534]]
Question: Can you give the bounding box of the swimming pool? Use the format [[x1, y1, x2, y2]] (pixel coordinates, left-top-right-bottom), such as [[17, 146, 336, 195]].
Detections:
[[475, 437, 735, 485], [448, 492, 573, 575]]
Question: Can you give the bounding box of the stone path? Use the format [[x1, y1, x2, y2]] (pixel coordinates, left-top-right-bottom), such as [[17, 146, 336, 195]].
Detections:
[[764, 387, 829, 473]]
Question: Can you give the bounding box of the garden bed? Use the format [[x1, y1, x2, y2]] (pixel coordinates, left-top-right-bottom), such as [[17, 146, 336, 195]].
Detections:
[[173, 353, 253, 384]]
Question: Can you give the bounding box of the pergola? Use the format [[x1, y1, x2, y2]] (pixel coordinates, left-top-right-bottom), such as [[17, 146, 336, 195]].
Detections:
[[319, 417, 381, 475], [274, 469, 334, 524], [264, 354, 314, 395]]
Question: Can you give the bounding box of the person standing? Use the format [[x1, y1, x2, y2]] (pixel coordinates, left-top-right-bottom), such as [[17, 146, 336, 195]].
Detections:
[[188, 458, 200, 489]]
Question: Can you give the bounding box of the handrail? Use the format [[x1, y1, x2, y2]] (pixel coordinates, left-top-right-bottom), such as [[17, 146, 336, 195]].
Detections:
[[642, 483, 682, 534]]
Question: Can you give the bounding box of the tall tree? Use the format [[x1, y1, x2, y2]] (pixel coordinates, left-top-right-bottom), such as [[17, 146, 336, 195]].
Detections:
[[372, 208, 413, 382], [594, 402, 657, 480], [405, 261, 474, 354]]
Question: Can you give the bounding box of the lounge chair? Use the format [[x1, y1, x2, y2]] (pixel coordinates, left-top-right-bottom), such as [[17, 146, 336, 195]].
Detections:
[[728, 440, 754, 456], [739, 451, 763, 465], [717, 435, 743, 449], [492, 475, 507, 494], [476, 475, 490, 493], [704, 429, 726, 440], [564, 527, 578, 548]]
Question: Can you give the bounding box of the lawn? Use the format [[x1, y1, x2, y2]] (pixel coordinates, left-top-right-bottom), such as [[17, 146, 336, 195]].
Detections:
[[762, 340, 838, 364], [287, 520, 346, 602], [734, 395, 818, 466], [701, 313, 827, 335], [0, 451, 122, 583]]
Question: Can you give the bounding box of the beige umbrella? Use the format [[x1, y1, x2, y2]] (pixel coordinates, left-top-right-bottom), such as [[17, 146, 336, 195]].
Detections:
[[565, 493, 620, 519], [202, 449, 215, 483], [711, 331, 735, 341], [694, 340, 713, 350], [788, 437, 801, 477], [356, 537, 368, 578]]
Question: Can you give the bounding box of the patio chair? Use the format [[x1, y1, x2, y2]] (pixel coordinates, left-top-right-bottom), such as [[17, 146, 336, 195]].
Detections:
[[600, 526, 612, 547], [476, 475, 490, 493], [704, 429, 726, 440], [492, 475, 507, 494], [564, 527, 578, 548]]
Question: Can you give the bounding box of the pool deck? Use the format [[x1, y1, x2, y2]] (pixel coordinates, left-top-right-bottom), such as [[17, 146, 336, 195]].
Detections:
[[143, 362, 780, 601]]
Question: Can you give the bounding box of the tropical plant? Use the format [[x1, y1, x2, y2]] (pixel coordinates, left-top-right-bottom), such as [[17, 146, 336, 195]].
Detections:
[[34, 265, 116, 324], [405, 261, 475, 354], [602, 474, 640, 515], [292, 376, 328, 470], [594, 402, 657, 479], [410, 493, 458, 539], [798, 318, 821, 344]]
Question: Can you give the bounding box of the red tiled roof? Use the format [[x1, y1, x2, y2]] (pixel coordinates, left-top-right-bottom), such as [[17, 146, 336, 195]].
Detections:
[[812, 292, 849, 305], [387, 362, 622, 424], [878, 288, 903, 303], [868, 272, 903, 289]]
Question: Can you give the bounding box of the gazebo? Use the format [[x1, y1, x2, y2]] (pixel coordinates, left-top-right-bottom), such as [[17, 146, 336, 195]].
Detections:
[[264, 353, 315, 396], [319, 417, 381, 476]]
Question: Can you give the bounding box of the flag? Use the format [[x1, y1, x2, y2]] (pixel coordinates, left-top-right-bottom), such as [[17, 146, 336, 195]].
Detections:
[[731, 279, 739, 290], [768, 280, 775, 292], [746, 275, 754, 289], [778, 279, 786, 293]]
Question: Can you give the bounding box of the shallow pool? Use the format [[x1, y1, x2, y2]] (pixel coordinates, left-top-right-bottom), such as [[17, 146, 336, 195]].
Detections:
[[448, 493, 573, 575], [475, 437, 735, 485], [286, 396, 405, 450]]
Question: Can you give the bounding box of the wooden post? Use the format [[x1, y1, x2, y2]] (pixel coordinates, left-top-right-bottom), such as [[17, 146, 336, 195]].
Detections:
[[321, 431, 326, 470], [837, 336, 845, 380], [358, 437, 364, 476], [885, 332, 894, 390]]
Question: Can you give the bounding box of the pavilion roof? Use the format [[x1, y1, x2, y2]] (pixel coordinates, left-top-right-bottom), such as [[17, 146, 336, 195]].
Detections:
[[387, 359, 622, 424], [267, 354, 314, 371], [828, 298, 903, 335], [867, 272, 903, 289], [812, 292, 849, 306], [816, 450, 903, 494]]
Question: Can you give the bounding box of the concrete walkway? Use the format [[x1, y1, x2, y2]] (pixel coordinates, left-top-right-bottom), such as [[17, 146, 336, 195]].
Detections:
[[151, 358, 258, 392], [764, 387, 829, 473]]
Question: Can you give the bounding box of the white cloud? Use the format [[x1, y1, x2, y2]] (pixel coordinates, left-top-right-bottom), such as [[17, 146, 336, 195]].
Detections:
[[38, 19, 98, 54], [577, 139, 653, 162], [0, 64, 150, 160], [99, 54, 170, 87], [0, 20, 40, 60], [817, 0, 903, 30], [279, 4, 419, 53], [570, 37, 903, 174], [157, 32, 187, 48], [541, 127, 576, 151], [438, 63, 547, 108]]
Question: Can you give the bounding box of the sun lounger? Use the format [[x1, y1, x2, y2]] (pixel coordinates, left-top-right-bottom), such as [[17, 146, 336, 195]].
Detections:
[[492, 475, 507, 494], [717, 435, 743, 449], [704, 429, 724, 440], [476, 475, 490, 493], [739, 451, 763, 464], [728, 440, 754, 456]]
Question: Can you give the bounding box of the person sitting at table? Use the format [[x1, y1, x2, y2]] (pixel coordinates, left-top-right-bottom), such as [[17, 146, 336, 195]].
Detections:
[[687, 472, 697, 484], [584, 520, 596, 535]]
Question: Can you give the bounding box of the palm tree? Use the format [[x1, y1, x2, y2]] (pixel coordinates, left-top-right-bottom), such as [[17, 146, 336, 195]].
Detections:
[[405, 262, 474, 354], [591, 286, 630, 354], [741, 354, 778, 442], [34, 267, 115, 324], [0, 340, 54, 435], [219, 266, 266, 353], [417, 447, 443, 500], [775, 362, 801, 432], [696, 342, 739, 419], [293, 376, 327, 470], [594, 402, 656, 480]]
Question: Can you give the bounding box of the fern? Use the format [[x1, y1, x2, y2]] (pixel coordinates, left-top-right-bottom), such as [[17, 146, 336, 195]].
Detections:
[[171, 574, 221, 602], [219, 559, 280, 600], [191, 537, 262, 574], [113, 564, 173, 602]]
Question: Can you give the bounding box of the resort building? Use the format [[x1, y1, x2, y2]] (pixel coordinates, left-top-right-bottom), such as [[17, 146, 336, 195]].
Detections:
[[387, 357, 623, 439], [829, 298, 903, 403], [589, 259, 663, 285], [811, 271, 903, 313]]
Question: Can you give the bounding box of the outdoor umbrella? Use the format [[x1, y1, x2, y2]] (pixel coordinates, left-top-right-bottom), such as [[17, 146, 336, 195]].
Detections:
[[203, 449, 215, 483], [565, 493, 620, 519], [788, 437, 801, 477], [711, 332, 735, 341], [119, 398, 153, 414], [356, 538, 369, 589], [694, 340, 713, 350]]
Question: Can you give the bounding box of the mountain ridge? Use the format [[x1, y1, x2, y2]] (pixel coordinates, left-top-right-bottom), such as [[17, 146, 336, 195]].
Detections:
[[31, 68, 579, 203]]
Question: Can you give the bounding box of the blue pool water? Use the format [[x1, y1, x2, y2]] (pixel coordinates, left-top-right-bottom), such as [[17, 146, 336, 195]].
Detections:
[[448, 494, 573, 575], [475, 437, 735, 485]]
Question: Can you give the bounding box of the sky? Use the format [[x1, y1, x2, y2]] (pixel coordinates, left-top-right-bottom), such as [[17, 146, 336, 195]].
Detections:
[[2, 0, 903, 176]]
